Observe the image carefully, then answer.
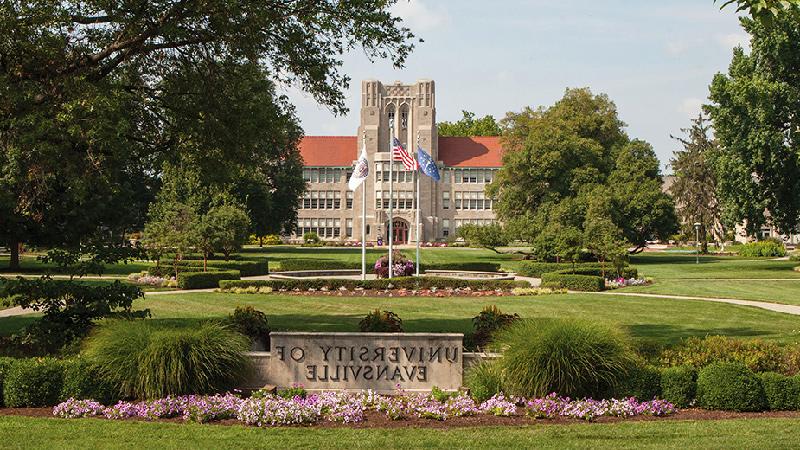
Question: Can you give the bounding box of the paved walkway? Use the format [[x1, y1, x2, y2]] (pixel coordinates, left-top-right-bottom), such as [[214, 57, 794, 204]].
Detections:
[[589, 291, 800, 316]]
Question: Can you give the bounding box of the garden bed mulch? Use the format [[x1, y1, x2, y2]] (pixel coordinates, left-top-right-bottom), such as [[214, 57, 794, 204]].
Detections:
[[3, 408, 800, 428]]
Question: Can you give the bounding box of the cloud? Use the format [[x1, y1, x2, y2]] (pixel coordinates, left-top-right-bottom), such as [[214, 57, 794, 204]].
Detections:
[[391, 0, 450, 33], [678, 98, 704, 117], [715, 32, 749, 49], [665, 39, 691, 56]]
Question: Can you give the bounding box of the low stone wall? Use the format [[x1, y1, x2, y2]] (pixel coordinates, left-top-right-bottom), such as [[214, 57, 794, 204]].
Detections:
[[242, 332, 500, 393]]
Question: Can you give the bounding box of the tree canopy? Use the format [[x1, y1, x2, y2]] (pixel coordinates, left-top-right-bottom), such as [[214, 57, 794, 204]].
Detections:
[[0, 1, 416, 268], [706, 12, 800, 235], [488, 88, 677, 255], [438, 111, 502, 137]]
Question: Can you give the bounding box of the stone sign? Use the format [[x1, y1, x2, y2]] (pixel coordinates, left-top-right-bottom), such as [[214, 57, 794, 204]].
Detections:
[[248, 332, 464, 392]]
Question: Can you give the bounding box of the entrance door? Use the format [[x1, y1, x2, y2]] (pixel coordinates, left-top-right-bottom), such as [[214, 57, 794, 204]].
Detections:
[[392, 220, 408, 244]]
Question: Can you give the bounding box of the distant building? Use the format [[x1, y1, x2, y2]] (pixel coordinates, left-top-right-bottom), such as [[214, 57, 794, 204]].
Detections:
[[294, 80, 500, 243]]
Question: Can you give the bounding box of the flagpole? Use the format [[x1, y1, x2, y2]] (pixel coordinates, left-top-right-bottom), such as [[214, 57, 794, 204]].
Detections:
[[388, 120, 394, 279], [361, 133, 367, 281], [415, 134, 421, 277]]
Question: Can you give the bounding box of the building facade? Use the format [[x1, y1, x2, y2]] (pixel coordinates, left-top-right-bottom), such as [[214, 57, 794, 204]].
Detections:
[[294, 79, 502, 244]]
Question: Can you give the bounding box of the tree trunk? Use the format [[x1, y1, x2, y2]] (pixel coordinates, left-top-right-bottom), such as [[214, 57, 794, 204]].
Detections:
[[203, 253, 208, 272], [259, 236, 263, 247], [9, 241, 20, 270]]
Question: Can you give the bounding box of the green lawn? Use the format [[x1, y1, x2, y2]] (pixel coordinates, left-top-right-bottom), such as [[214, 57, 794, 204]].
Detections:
[[0, 255, 151, 275], [629, 253, 800, 279], [1, 416, 799, 449], [623, 279, 800, 305]]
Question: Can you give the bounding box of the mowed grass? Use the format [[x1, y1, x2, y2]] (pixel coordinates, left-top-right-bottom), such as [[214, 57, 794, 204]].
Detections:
[[1, 416, 799, 450], [623, 279, 800, 306], [0, 255, 151, 275], [629, 253, 800, 279], [125, 291, 800, 346]]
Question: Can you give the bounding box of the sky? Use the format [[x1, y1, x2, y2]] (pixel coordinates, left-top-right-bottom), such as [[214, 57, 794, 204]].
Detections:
[[283, 0, 749, 172]]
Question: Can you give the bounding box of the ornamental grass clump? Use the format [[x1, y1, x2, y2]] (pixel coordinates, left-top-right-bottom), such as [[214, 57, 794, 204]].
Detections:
[[85, 321, 251, 399], [493, 319, 636, 398]]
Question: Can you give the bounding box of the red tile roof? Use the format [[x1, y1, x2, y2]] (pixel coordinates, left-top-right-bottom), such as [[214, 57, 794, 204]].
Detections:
[[298, 135, 503, 167], [437, 136, 503, 168], [298, 136, 357, 166]]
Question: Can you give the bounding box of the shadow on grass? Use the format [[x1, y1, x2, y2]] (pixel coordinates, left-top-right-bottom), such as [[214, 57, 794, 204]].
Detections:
[[625, 323, 771, 346]]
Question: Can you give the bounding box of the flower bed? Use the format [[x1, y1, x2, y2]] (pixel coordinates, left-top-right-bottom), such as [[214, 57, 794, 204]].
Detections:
[[51, 391, 677, 426], [605, 277, 652, 289]]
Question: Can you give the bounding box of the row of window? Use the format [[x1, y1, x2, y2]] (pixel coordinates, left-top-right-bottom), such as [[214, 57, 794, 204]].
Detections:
[[296, 218, 342, 239], [374, 162, 416, 183], [301, 191, 343, 209], [448, 168, 496, 184], [375, 190, 415, 209], [302, 168, 350, 184]]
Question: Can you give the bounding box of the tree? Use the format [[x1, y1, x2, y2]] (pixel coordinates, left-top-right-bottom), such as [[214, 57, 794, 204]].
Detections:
[[438, 111, 502, 137], [489, 88, 677, 255], [706, 12, 800, 236], [205, 204, 251, 261], [456, 223, 510, 253], [0, 1, 416, 269], [670, 115, 724, 253], [583, 216, 627, 278], [717, 0, 800, 26]]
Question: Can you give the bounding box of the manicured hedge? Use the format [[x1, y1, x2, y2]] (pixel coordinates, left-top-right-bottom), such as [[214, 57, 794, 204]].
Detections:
[[696, 362, 767, 412], [0, 357, 14, 407], [3, 358, 65, 407], [275, 259, 502, 273], [615, 365, 661, 400], [555, 267, 638, 279], [149, 259, 268, 277], [61, 358, 117, 405], [540, 273, 605, 292], [760, 372, 800, 411], [177, 270, 241, 289], [660, 366, 697, 408], [518, 261, 633, 278], [220, 277, 529, 292]]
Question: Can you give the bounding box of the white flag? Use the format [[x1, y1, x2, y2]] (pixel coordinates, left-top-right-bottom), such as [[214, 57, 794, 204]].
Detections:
[[348, 141, 369, 190]]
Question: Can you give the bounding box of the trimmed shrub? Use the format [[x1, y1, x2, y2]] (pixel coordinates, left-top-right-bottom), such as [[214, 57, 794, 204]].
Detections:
[[660, 336, 795, 375], [226, 306, 270, 349], [276, 259, 502, 273], [3, 358, 65, 407], [737, 239, 786, 257], [760, 372, 800, 411], [219, 277, 529, 292], [615, 364, 662, 400], [359, 310, 403, 332], [518, 261, 630, 278], [493, 319, 636, 398], [556, 267, 638, 279], [660, 366, 697, 408], [696, 362, 767, 411], [61, 358, 116, 405], [85, 321, 252, 399], [177, 270, 241, 289], [540, 273, 605, 291], [464, 361, 504, 403], [424, 262, 502, 272], [472, 305, 520, 349], [0, 357, 15, 407], [149, 259, 268, 277]]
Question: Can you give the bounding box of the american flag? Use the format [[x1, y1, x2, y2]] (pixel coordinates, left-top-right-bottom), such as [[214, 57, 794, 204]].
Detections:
[[392, 138, 418, 171]]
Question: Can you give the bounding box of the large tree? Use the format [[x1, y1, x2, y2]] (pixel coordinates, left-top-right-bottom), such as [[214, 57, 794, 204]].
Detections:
[[488, 88, 677, 255], [438, 111, 502, 137], [706, 12, 800, 236], [669, 115, 724, 252], [718, 0, 800, 25], [0, 1, 416, 269]]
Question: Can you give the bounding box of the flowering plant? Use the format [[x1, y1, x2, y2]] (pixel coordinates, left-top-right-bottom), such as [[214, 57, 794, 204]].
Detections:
[[374, 251, 415, 278], [605, 277, 652, 289]]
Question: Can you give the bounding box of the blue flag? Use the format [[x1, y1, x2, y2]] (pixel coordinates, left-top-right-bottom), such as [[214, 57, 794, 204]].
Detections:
[[417, 146, 440, 181]]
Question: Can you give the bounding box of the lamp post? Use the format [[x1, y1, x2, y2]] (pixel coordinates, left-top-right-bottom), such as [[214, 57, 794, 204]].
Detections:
[[694, 222, 701, 264]]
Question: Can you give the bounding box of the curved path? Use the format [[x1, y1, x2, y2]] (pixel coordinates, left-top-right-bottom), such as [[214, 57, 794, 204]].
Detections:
[[586, 291, 800, 316]]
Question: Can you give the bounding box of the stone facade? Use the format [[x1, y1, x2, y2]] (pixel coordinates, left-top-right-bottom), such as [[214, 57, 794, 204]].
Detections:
[[295, 79, 501, 244]]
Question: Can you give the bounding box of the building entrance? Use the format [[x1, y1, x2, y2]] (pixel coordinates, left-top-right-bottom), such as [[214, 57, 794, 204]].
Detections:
[[388, 219, 409, 244]]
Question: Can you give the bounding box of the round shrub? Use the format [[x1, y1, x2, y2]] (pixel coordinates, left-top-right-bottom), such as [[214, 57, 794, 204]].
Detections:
[[696, 362, 767, 411], [226, 306, 270, 349], [615, 364, 662, 400], [760, 372, 800, 411], [359, 310, 403, 332], [86, 321, 252, 399], [464, 361, 504, 403], [660, 366, 697, 408], [3, 358, 65, 407], [60, 358, 117, 405], [494, 319, 636, 398]]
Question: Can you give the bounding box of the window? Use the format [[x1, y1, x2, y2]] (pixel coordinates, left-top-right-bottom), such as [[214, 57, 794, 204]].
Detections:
[[452, 191, 494, 210], [442, 219, 450, 237], [401, 110, 408, 129], [454, 192, 462, 210], [334, 191, 341, 209], [346, 219, 353, 237], [442, 191, 450, 210], [346, 191, 353, 209]]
